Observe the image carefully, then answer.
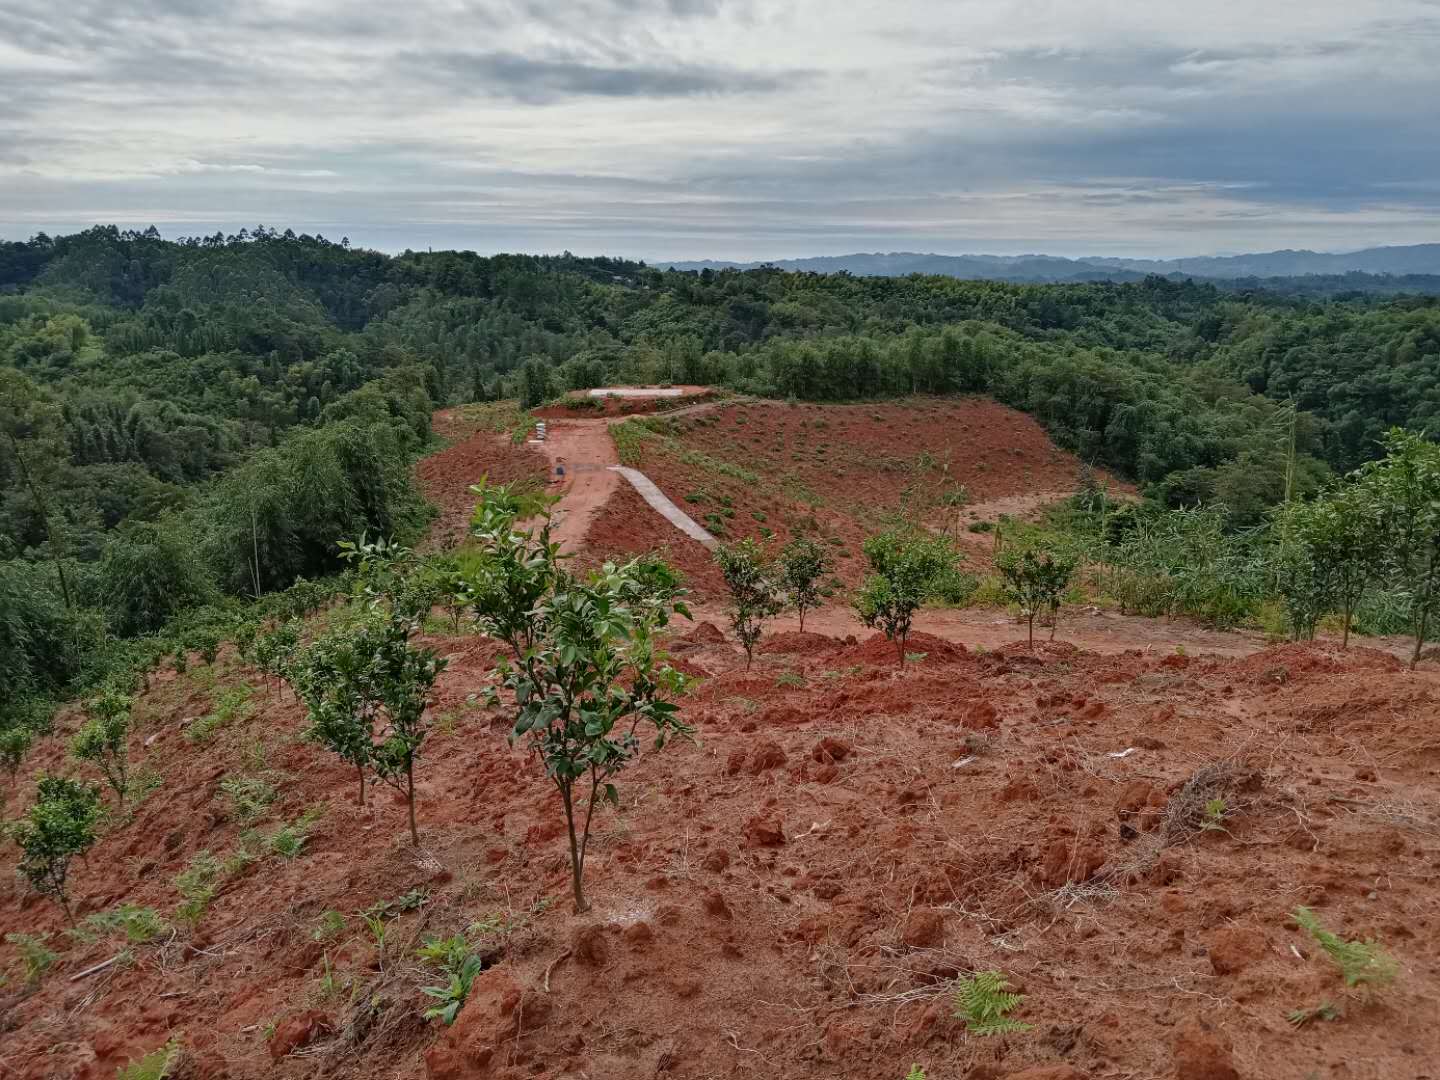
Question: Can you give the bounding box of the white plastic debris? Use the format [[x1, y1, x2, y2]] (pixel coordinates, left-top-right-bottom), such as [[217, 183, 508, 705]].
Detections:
[[1107, 747, 1138, 759]]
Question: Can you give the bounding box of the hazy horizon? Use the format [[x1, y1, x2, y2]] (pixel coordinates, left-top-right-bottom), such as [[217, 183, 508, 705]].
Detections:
[[6, 226, 1439, 268]]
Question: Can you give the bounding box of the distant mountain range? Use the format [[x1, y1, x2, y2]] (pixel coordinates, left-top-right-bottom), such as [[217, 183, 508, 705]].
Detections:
[[659, 243, 1440, 283]]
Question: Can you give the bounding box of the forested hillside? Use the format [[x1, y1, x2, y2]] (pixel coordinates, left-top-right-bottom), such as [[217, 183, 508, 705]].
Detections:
[[3, 224, 1440, 726]]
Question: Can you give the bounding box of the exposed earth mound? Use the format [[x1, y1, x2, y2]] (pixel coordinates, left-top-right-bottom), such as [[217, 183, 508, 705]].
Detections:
[[3, 626, 1436, 1080]]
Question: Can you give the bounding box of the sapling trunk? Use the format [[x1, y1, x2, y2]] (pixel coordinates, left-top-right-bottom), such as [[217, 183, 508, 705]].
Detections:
[[406, 758, 419, 846], [559, 782, 588, 913], [558, 766, 611, 914], [1027, 612, 1036, 648], [357, 762, 366, 808], [577, 771, 603, 904]]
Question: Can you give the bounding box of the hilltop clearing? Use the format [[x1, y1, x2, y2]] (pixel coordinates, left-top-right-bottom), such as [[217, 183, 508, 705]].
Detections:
[[582, 398, 1127, 597], [532, 385, 718, 419]]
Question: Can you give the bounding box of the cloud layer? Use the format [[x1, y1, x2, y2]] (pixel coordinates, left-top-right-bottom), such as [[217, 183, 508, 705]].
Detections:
[[1, 0, 1438, 258]]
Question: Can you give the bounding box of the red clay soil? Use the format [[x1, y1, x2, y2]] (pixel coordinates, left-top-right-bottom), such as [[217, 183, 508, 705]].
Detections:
[[591, 398, 1130, 597], [4, 626, 1439, 1080], [416, 426, 548, 550], [760, 630, 848, 656], [698, 601, 1297, 660], [533, 386, 716, 420], [530, 420, 621, 555], [576, 480, 724, 594]]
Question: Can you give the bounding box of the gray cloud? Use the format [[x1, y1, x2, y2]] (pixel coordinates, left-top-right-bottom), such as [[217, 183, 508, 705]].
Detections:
[[1, 0, 1439, 258], [403, 49, 800, 101]]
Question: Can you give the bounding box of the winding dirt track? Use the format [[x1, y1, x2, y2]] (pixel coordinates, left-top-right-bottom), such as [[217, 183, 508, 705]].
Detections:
[[533, 400, 737, 552]]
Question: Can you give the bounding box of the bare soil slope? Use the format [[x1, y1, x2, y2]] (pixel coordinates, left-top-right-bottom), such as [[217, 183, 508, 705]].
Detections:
[[3, 630, 1437, 1080], [585, 398, 1127, 597], [417, 412, 549, 549], [4, 398, 1431, 1080]]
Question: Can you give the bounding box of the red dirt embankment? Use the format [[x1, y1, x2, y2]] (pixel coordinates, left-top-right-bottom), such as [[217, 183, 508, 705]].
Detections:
[[532, 386, 716, 420], [3, 627, 1437, 1080], [416, 425, 548, 549]]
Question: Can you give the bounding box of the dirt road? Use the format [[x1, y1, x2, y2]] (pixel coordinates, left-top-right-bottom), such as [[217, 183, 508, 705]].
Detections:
[[537, 419, 621, 552], [533, 400, 736, 552]]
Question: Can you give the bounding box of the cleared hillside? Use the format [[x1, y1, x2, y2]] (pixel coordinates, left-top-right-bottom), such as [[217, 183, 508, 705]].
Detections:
[[582, 398, 1127, 597], [2, 619, 1435, 1080]]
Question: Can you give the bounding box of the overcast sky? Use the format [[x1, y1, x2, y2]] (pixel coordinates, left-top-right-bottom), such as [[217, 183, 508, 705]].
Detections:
[[2, 0, 1438, 260]]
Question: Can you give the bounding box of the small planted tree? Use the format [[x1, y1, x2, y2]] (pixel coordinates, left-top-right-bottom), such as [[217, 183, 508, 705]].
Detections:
[[853, 529, 955, 667], [296, 594, 447, 844], [467, 480, 692, 913], [459, 480, 564, 660], [714, 538, 783, 669], [367, 615, 447, 845], [1276, 553, 1329, 642], [1290, 487, 1386, 648], [295, 627, 377, 808], [1272, 503, 1329, 642], [777, 536, 832, 633], [339, 532, 418, 608], [997, 547, 1078, 647], [11, 775, 101, 921], [70, 690, 133, 805], [253, 621, 300, 696]]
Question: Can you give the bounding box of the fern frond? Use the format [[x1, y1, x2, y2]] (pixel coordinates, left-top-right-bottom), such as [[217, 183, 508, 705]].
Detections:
[[1292, 907, 1397, 990], [116, 1039, 181, 1080], [953, 970, 1032, 1036]]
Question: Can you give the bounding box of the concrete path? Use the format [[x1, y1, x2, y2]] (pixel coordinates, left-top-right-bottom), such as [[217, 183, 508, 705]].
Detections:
[[608, 466, 719, 549]]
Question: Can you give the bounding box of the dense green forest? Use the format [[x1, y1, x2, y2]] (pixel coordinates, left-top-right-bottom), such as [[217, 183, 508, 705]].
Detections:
[[3, 225, 1440, 731]]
